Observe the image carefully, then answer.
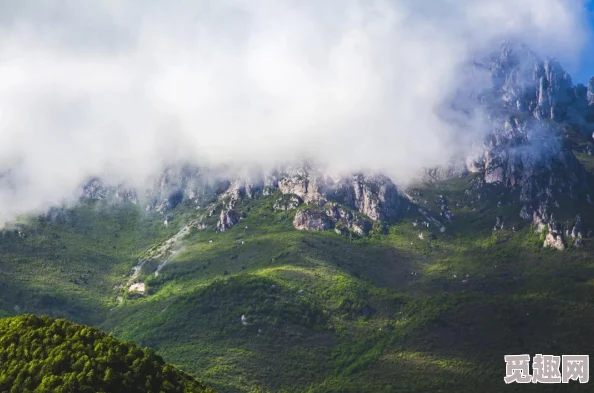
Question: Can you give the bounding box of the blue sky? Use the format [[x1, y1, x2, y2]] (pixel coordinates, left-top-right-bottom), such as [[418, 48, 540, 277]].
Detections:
[[574, 1, 594, 83]]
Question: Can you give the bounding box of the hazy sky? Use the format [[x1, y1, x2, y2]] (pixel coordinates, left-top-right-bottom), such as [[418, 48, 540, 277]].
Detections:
[[573, 0, 594, 84], [0, 0, 590, 224]]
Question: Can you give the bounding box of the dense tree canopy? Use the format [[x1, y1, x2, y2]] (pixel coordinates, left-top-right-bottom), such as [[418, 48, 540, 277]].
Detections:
[[0, 314, 215, 393]]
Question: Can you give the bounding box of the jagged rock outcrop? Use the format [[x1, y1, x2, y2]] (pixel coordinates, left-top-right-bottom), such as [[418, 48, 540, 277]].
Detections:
[[293, 209, 334, 231], [330, 174, 403, 222]]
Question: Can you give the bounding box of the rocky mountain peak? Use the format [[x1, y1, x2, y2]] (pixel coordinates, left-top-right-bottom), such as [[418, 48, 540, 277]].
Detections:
[[483, 41, 582, 122], [462, 42, 594, 209]]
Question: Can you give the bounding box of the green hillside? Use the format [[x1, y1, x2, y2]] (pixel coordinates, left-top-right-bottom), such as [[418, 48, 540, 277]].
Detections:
[[0, 314, 215, 393], [1, 179, 594, 392]]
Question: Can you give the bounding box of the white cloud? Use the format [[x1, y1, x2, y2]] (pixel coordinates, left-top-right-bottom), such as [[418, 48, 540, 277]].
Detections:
[[0, 0, 588, 223]]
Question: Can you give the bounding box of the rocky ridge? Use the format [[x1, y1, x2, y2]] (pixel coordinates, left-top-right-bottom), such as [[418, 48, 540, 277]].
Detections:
[[79, 165, 408, 236]]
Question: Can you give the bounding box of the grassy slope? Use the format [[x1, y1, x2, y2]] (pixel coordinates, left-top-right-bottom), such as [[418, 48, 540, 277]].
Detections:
[[1, 180, 594, 392], [0, 202, 182, 323]]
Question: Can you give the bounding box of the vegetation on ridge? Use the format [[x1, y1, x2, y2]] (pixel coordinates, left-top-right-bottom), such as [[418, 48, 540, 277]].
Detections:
[[0, 314, 215, 393]]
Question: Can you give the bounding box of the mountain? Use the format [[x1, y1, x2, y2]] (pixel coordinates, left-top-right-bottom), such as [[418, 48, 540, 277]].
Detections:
[[77, 43, 594, 251], [0, 314, 215, 393], [2, 42, 594, 392]]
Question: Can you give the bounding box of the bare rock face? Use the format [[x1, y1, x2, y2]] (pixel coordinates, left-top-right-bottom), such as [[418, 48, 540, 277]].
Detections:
[[216, 209, 238, 232], [544, 232, 565, 250], [293, 209, 334, 231], [277, 167, 329, 203], [330, 174, 403, 222], [352, 174, 401, 222], [278, 176, 310, 201]]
